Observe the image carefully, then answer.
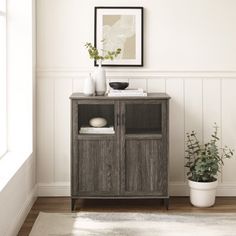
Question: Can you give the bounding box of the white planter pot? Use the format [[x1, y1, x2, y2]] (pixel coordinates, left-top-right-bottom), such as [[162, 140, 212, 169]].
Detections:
[[188, 179, 218, 208]]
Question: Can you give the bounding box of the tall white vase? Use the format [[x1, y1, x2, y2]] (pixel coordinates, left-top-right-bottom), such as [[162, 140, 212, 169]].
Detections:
[[83, 73, 95, 96], [93, 60, 106, 96]]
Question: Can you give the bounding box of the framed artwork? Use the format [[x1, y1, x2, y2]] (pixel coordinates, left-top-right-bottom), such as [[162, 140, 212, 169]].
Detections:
[[94, 7, 144, 67]]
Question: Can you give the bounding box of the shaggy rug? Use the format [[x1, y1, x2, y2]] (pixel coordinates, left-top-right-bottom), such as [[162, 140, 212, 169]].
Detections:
[[29, 212, 236, 236]]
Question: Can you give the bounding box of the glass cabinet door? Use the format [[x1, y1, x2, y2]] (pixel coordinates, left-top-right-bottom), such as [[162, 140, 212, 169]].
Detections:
[[125, 103, 162, 135]]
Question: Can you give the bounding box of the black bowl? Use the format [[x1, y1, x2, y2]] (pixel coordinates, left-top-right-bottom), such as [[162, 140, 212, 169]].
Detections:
[[109, 82, 129, 90]]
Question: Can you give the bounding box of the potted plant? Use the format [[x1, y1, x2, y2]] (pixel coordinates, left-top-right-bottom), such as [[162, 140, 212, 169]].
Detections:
[[84, 42, 121, 95], [185, 124, 234, 207]]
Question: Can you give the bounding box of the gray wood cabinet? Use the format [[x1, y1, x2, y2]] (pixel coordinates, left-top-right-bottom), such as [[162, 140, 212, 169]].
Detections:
[[70, 93, 170, 210]]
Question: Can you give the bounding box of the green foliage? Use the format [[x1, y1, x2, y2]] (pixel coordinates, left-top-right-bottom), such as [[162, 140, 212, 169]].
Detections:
[[84, 42, 121, 61], [185, 124, 234, 182]]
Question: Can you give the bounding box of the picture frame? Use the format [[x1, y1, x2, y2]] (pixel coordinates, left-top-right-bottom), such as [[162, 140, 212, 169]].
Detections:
[[94, 6, 144, 67]]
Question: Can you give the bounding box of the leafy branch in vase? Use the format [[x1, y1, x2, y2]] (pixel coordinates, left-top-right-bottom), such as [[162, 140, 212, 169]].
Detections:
[[85, 42, 121, 61]]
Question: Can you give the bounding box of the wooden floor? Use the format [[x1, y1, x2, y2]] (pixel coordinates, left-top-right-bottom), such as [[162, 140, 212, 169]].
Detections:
[[18, 197, 236, 235]]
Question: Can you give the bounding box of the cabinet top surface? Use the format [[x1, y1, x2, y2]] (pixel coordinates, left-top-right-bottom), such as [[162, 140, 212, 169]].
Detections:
[[70, 93, 170, 100]]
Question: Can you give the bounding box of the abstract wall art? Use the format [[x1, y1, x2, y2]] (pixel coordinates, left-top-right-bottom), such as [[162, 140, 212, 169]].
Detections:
[[94, 7, 144, 66]]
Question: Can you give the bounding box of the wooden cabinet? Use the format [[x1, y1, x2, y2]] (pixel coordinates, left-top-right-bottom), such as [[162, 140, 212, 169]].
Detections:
[[70, 93, 170, 210]]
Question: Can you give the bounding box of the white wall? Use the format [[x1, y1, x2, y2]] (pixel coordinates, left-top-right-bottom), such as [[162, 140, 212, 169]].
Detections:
[[37, 0, 236, 196], [37, 0, 236, 70]]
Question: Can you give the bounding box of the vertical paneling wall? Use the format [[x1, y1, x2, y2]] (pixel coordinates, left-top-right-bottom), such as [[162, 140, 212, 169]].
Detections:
[[37, 73, 236, 196]]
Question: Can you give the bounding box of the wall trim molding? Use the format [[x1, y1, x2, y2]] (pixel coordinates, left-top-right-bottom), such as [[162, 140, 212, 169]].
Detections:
[[7, 185, 37, 236], [37, 182, 236, 197], [37, 68, 236, 79], [37, 182, 71, 196]]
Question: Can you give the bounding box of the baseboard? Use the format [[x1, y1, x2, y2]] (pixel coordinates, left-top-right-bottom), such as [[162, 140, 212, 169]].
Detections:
[[170, 182, 236, 196], [6, 185, 37, 236], [169, 182, 189, 196], [37, 182, 236, 197], [217, 183, 236, 196], [37, 182, 70, 196]]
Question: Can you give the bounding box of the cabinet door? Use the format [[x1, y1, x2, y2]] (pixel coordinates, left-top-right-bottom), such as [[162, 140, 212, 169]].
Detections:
[[77, 139, 119, 195], [120, 101, 168, 196], [71, 100, 120, 196], [123, 139, 167, 195]]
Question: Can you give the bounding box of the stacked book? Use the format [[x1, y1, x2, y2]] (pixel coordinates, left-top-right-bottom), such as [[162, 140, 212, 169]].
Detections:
[[108, 88, 147, 97], [79, 126, 115, 134]]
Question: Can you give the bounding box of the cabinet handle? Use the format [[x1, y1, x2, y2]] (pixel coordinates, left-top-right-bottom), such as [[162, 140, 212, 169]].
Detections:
[[122, 113, 125, 126], [116, 114, 119, 126]]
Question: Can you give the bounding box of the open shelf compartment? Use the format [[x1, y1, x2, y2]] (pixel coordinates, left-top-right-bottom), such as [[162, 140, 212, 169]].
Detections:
[[78, 104, 115, 134]]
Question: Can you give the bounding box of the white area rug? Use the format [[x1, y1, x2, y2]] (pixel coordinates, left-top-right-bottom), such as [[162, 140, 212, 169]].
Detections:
[[30, 212, 236, 236]]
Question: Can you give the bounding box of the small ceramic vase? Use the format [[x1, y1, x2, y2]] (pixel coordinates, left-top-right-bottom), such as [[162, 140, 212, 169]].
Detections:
[[83, 73, 95, 96]]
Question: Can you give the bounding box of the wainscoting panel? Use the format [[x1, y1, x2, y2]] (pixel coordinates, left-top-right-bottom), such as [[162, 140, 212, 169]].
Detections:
[[54, 79, 72, 182], [37, 70, 236, 196], [222, 79, 236, 183], [128, 78, 147, 91], [166, 79, 185, 182], [184, 79, 203, 142], [37, 78, 54, 183], [147, 78, 166, 93], [72, 78, 85, 93], [202, 79, 221, 142], [202, 79, 222, 182]]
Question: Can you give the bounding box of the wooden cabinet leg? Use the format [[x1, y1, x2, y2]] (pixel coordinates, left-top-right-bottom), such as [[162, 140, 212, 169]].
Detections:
[[71, 199, 84, 211], [164, 198, 169, 210], [71, 199, 76, 211]]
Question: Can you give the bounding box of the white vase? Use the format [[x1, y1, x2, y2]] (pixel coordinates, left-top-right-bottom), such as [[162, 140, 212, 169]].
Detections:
[[188, 179, 218, 207], [83, 73, 95, 96], [93, 60, 106, 96]]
